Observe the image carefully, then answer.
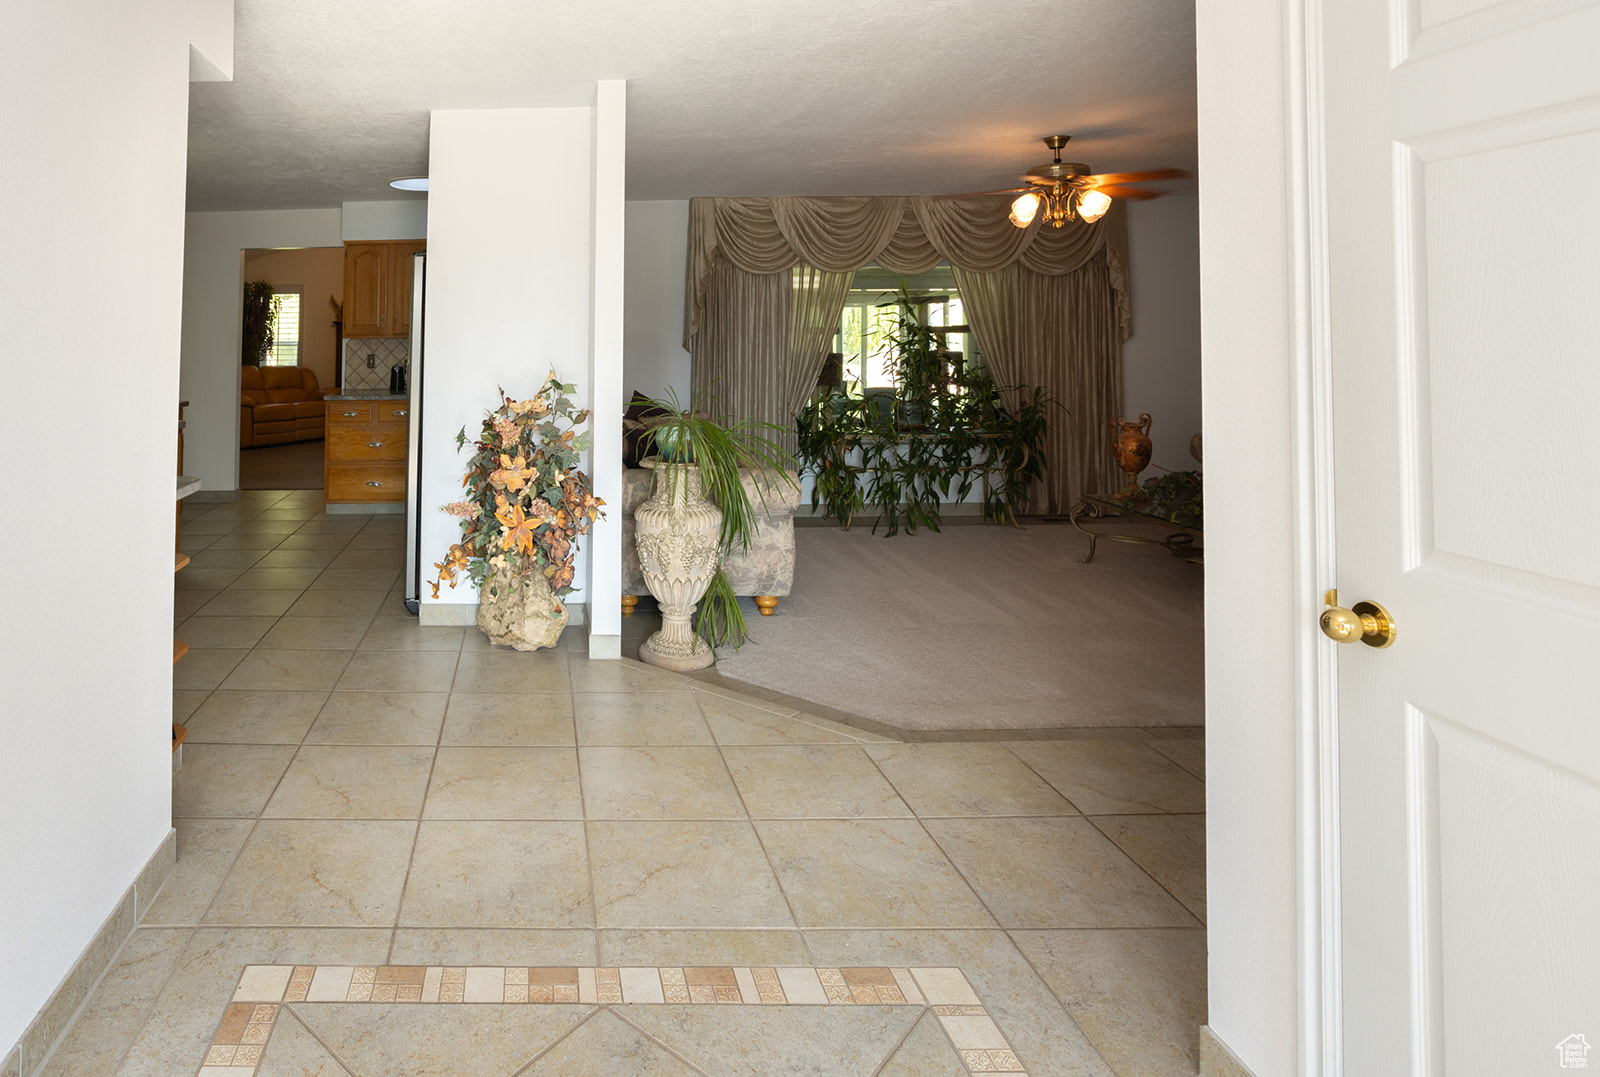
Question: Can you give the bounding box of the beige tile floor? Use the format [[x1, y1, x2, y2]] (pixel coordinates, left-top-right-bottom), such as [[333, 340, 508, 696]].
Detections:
[[34, 489, 1206, 1076]]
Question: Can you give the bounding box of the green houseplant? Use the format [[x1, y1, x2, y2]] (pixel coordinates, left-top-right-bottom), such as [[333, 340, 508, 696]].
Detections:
[[631, 389, 798, 658], [1128, 468, 1202, 529], [241, 280, 277, 366], [796, 290, 1055, 534]]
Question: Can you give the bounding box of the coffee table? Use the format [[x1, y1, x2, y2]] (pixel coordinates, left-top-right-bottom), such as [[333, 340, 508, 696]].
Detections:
[[1067, 495, 1203, 564]]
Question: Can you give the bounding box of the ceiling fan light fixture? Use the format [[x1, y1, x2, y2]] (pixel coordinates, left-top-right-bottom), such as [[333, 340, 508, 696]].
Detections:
[[389, 176, 429, 192], [1009, 191, 1041, 228], [1077, 189, 1112, 224]]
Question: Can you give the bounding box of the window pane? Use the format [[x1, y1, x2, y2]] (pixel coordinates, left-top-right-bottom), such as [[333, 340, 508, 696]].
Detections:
[[864, 302, 898, 388], [829, 267, 973, 396], [267, 291, 301, 366], [837, 304, 864, 389]]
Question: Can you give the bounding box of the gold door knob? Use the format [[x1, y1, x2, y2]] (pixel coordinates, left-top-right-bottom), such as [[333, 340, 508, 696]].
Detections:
[[1320, 590, 1396, 648]]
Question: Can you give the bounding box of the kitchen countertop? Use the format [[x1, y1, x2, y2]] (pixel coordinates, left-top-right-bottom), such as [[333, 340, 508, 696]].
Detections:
[[326, 391, 408, 401]]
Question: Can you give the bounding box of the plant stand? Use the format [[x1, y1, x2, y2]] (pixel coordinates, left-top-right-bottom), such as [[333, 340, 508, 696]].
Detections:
[[635, 461, 721, 671], [1067, 496, 1204, 565]]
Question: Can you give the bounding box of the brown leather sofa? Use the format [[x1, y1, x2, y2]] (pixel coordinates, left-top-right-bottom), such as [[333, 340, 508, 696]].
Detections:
[[240, 366, 329, 448]]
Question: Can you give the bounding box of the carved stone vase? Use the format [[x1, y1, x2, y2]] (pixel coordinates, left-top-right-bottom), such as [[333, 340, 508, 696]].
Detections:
[[1112, 413, 1154, 502], [476, 564, 568, 651], [634, 460, 722, 671]]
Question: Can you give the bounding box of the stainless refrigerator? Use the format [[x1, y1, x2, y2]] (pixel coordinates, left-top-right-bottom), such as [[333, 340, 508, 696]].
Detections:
[[403, 251, 426, 614]]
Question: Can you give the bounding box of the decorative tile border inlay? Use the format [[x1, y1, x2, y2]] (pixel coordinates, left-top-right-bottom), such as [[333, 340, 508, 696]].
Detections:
[[201, 964, 1028, 1074]]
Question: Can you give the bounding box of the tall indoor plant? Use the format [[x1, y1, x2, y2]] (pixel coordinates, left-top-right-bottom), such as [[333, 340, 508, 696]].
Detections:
[[796, 289, 1055, 534], [241, 280, 277, 366], [631, 389, 797, 668], [431, 372, 604, 650]]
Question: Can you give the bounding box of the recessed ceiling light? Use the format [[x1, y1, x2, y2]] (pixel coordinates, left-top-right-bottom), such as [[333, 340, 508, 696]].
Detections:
[[389, 176, 428, 192]]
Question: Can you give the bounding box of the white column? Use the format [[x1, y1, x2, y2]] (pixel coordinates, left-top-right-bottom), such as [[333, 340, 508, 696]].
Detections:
[[421, 106, 596, 624], [586, 80, 627, 659]]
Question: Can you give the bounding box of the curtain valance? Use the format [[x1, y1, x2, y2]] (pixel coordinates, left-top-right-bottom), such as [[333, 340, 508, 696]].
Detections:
[[685, 196, 1131, 350]]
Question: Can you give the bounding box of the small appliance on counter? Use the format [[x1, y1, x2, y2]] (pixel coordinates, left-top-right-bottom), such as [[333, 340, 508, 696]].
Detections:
[[389, 362, 407, 394]]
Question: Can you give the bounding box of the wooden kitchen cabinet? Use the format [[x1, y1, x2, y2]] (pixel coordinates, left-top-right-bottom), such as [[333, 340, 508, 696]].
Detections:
[[325, 400, 410, 502], [342, 240, 425, 338], [389, 239, 425, 337]]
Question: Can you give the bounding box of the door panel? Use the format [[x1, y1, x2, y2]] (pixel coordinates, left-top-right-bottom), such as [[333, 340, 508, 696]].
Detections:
[[1404, 121, 1600, 602], [344, 242, 388, 337], [1324, 1, 1600, 1073], [1426, 713, 1600, 1075]]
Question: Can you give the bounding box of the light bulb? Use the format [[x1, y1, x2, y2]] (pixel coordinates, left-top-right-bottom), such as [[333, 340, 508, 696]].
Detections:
[[1009, 192, 1041, 228], [1077, 189, 1112, 223]]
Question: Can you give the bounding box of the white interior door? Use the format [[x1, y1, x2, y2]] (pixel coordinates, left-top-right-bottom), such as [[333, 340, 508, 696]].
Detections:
[[1323, 2, 1600, 1074]]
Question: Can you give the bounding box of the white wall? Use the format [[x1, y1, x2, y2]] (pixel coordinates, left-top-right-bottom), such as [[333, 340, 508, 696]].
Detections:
[[1197, 0, 1299, 1073], [421, 106, 601, 618], [1122, 195, 1203, 474], [181, 210, 344, 491], [187, 0, 233, 81], [241, 247, 346, 390], [623, 200, 692, 403], [0, 0, 199, 1052], [342, 199, 427, 242]]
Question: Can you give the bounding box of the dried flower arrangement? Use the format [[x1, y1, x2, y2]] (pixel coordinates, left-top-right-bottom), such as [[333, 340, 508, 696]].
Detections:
[[431, 372, 604, 601]]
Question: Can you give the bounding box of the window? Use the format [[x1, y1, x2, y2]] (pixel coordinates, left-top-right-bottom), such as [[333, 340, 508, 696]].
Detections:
[[264, 288, 302, 366], [831, 267, 974, 394]]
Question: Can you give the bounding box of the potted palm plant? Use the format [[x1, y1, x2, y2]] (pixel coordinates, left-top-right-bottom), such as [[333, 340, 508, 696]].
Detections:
[[631, 389, 797, 669]]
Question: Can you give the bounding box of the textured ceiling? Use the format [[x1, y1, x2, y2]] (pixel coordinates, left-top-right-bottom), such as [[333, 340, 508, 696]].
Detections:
[[186, 0, 1197, 212]]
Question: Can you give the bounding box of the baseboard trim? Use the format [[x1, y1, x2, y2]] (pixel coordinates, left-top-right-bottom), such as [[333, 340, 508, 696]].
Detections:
[[185, 489, 239, 504], [421, 602, 587, 628], [793, 501, 988, 522], [1199, 1026, 1260, 1077], [7, 829, 175, 1076], [586, 631, 621, 660], [419, 602, 477, 626]]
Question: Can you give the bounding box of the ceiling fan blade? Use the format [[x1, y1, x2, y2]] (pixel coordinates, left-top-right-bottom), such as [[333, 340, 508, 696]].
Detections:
[[1094, 185, 1164, 201], [932, 187, 1033, 200], [1083, 168, 1188, 186]]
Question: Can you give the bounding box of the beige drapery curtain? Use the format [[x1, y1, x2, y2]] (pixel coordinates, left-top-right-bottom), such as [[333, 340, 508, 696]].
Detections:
[[685, 196, 1132, 508], [689, 261, 853, 455], [953, 257, 1125, 514]]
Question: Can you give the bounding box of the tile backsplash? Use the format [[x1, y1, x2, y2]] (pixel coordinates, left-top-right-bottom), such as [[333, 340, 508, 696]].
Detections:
[[343, 338, 410, 392]]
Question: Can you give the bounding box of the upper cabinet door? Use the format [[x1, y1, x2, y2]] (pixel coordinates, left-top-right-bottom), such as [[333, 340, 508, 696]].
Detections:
[[343, 242, 389, 337], [388, 240, 426, 339]]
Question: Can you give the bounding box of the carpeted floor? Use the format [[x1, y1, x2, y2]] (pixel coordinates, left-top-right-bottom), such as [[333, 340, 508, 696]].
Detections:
[[712, 520, 1204, 733]]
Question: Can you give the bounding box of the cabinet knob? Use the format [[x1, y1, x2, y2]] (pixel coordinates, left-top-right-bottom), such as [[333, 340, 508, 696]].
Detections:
[[365, 481, 383, 487], [341, 410, 359, 417], [367, 441, 383, 448], [392, 410, 407, 417]]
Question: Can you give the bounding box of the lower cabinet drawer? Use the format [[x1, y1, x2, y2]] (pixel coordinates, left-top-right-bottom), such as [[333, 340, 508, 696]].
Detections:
[[328, 424, 407, 461], [326, 461, 406, 502]]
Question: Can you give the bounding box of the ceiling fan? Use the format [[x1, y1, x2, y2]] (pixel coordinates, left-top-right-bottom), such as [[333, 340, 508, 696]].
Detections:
[[950, 135, 1186, 228]]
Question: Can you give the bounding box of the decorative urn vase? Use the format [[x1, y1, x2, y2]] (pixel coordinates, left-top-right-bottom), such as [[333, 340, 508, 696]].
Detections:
[[634, 460, 723, 671], [476, 564, 568, 651], [1112, 413, 1154, 502]]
